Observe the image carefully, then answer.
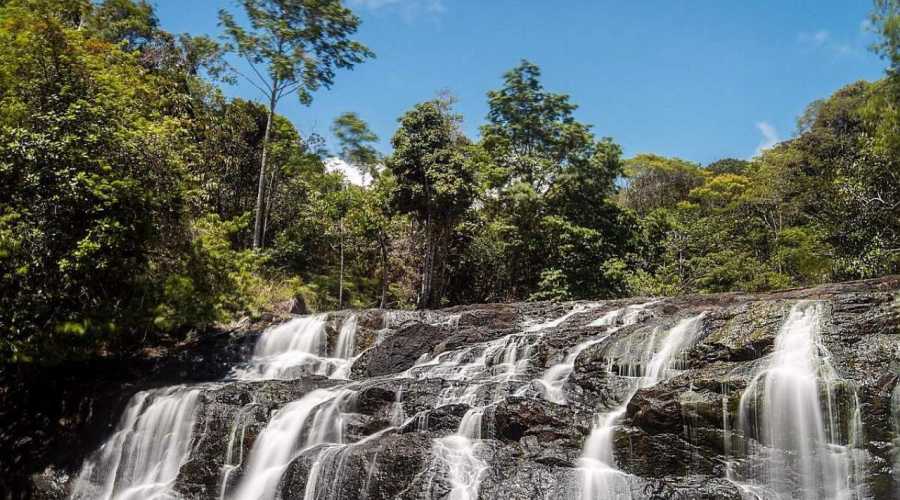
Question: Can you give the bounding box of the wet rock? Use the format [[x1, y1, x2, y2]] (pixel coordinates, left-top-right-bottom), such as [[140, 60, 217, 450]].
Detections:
[[400, 403, 469, 434], [350, 321, 450, 379], [279, 431, 433, 500], [4, 276, 900, 499]]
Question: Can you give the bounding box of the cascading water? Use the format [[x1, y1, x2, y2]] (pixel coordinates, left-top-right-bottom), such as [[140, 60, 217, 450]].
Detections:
[[579, 313, 707, 500], [431, 409, 488, 500], [334, 314, 359, 360], [730, 301, 867, 500], [222, 314, 365, 499], [539, 302, 654, 404], [70, 387, 202, 500], [229, 388, 352, 500], [893, 381, 900, 494], [65, 290, 892, 500], [219, 403, 259, 500], [409, 304, 598, 499], [233, 315, 357, 380]]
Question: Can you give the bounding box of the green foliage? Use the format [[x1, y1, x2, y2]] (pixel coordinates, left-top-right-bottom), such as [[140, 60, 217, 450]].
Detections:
[[154, 214, 269, 332], [333, 112, 381, 178], [0, 0, 333, 363], [453, 62, 637, 303], [481, 60, 597, 191], [219, 0, 374, 248], [622, 77, 899, 294], [219, 0, 374, 105], [4, 0, 900, 367], [0, 0, 187, 361], [871, 0, 900, 73], [620, 154, 705, 216], [86, 0, 159, 51], [529, 268, 572, 302], [387, 100, 477, 307]]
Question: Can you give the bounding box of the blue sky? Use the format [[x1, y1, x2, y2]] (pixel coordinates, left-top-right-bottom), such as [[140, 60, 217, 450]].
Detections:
[[155, 0, 887, 165]]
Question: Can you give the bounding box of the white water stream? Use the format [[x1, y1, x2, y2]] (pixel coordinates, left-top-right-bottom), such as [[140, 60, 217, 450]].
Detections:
[[69, 299, 883, 500], [893, 381, 900, 496], [579, 313, 707, 500], [730, 301, 867, 500], [232, 315, 358, 381], [538, 302, 655, 404], [70, 387, 202, 500], [407, 303, 601, 500], [230, 388, 352, 500]]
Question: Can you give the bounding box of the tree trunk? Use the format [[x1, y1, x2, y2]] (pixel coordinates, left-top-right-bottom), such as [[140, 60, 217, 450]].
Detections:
[[262, 165, 279, 245], [418, 215, 435, 310], [253, 86, 278, 249], [338, 217, 344, 308], [379, 236, 389, 309]]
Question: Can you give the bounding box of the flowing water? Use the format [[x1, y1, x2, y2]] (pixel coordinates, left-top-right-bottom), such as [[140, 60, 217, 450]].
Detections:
[[729, 301, 867, 500], [230, 389, 352, 500], [538, 302, 655, 404], [232, 315, 357, 381], [430, 409, 488, 500], [412, 304, 599, 499], [893, 381, 900, 495], [69, 298, 885, 500], [579, 313, 707, 500], [70, 387, 202, 500]]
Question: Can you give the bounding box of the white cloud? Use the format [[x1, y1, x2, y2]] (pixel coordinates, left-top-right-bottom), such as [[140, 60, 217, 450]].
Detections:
[[798, 30, 830, 47], [798, 21, 876, 58], [754, 122, 779, 157], [325, 157, 368, 186], [860, 19, 873, 33], [349, 0, 445, 18], [351, 0, 402, 8]]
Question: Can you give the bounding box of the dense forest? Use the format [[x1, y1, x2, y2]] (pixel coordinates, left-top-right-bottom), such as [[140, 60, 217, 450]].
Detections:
[[1, 0, 898, 364]]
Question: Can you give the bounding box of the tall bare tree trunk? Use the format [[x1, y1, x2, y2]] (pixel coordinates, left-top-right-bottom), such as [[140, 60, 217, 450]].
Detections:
[[262, 165, 279, 244], [418, 215, 435, 310], [379, 237, 389, 309], [253, 85, 278, 249], [338, 217, 344, 308]]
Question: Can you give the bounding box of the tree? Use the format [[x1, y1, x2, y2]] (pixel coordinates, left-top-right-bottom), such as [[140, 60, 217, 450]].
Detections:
[[219, 0, 373, 249], [470, 61, 635, 301], [330, 112, 380, 306], [0, 0, 187, 360], [481, 60, 595, 191], [543, 138, 637, 299], [85, 0, 159, 51], [706, 158, 751, 176], [619, 154, 705, 216], [870, 0, 900, 73], [345, 174, 399, 308], [387, 101, 476, 308], [332, 112, 381, 181]]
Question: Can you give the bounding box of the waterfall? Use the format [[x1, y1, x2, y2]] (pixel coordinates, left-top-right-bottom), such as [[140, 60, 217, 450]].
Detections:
[[893, 381, 900, 494], [66, 293, 890, 500], [411, 304, 594, 498], [70, 387, 201, 500], [234, 314, 357, 380], [732, 301, 867, 500], [219, 403, 259, 500], [579, 313, 707, 500], [431, 409, 488, 500], [539, 302, 655, 404], [330, 314, 359, 379], [229, 388, 353, 500], [334, 314, 359, 360]]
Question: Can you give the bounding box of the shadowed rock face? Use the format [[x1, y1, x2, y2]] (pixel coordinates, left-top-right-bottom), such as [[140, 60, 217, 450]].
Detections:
[[3, 277, 899, 500]]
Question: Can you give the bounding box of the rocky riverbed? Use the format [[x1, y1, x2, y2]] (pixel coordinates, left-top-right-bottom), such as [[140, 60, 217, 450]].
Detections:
[[2, 277, 899, 499]]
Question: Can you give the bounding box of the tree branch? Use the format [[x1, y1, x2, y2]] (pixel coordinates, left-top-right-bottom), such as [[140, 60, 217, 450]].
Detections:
[[224, 60, 272, 98]]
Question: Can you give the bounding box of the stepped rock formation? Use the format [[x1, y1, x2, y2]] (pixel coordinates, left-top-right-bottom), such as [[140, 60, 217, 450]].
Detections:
[[2, 277, 899, 499]]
